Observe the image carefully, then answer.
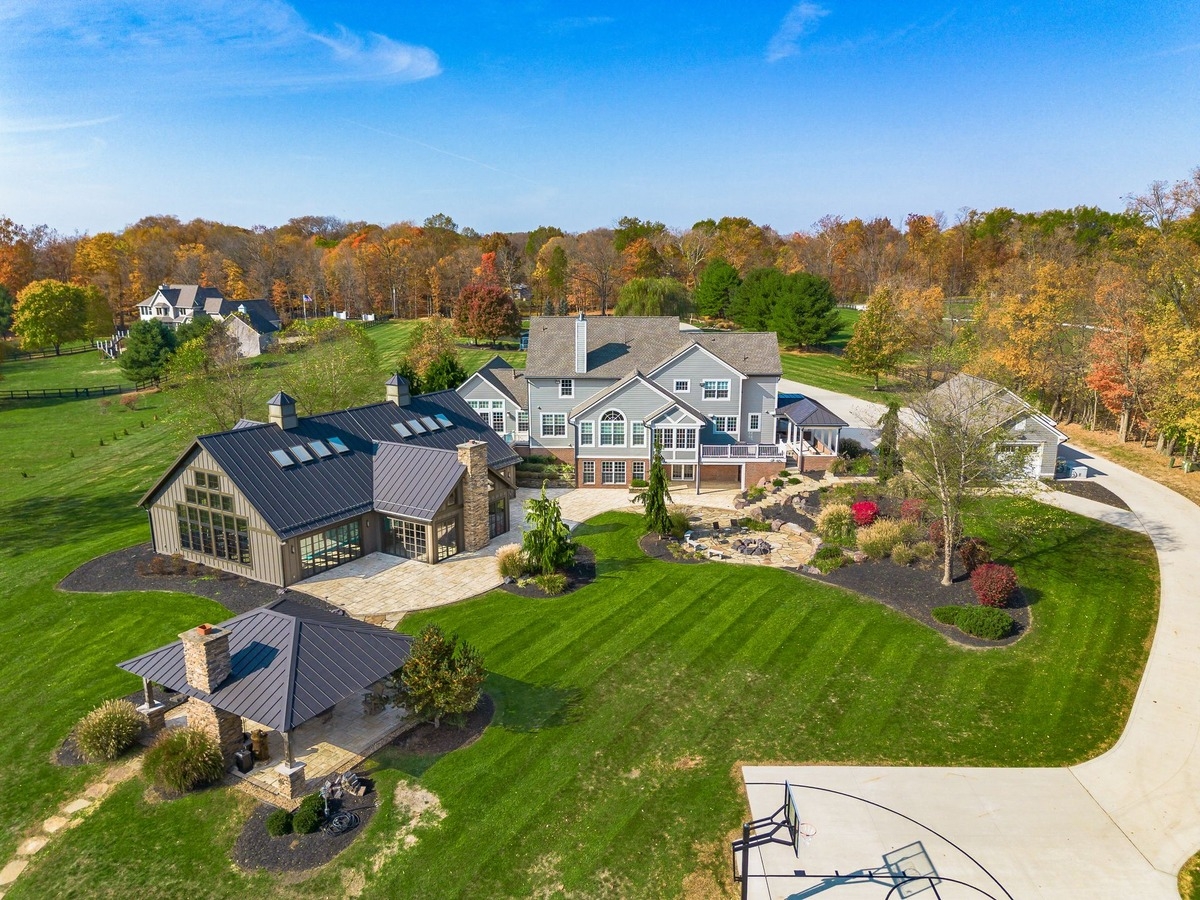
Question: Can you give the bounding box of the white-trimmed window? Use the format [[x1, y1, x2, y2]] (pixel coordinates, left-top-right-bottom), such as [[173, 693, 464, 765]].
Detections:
[[579, 421, 594, 446], [673, 379, 690, 393], [702, 379, 730, 400], [490, 410, 505, 433], [670, 464, 695, 481], [677, 428, 696, 449], [517, 411, 529, 434], [657, 428, 674, 449], [541, 413, 566, 437], [632, 461, 646, 482], [599, 410, 626, 446], [559, 378, 574, 398], [581, 460, 596, 484], [601, 460, 626, 485], [748, 413, 761, 433], [631, 422, 646, 447], [468, 400, 490, 422], [713, 416, 737, 436]]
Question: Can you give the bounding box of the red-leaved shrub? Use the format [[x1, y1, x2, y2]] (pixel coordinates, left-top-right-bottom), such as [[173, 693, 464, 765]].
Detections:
[[900, 498, 926, 523], [851, 501, 878, 527], [971, 563, 1017, 608], [959, 537, 992, 573], [928, 518, 945, 546]]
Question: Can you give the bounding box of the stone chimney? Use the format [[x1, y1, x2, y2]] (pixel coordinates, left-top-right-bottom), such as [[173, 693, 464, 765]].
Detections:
[[267, 391, 298, 430], [457, 440, 490, 552], [386, 373, 411, 407], [574, 312, 587, 374], [179, 624, 232, 693]]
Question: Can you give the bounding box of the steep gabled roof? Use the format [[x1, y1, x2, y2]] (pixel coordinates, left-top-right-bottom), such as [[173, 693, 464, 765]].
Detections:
[[470, 356, 528, 406], [150, 284, 225, 311], [117, 598, 412, 732], [524, 316, 781, 378], [926, 374, 1060, 437]]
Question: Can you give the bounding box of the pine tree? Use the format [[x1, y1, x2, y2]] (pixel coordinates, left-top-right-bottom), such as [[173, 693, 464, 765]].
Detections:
[[876, 401, 902, 481], [391, 625, 486, 728], [634, 445, 674, 535], [521, 485, 576, 575]]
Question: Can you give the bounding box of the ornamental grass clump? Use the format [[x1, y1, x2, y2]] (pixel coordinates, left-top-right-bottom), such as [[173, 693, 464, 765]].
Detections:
[[142, 727, 225, 794], [74, 698, 144, 762], [496, 545, 527, 579], [815, 503, 855, 545], [971, 562, 1018, 608], [851, 500, 878, 526], [856, 519, 905, 560], [912, 540, 938, 561], [891, 543, 916, 566]]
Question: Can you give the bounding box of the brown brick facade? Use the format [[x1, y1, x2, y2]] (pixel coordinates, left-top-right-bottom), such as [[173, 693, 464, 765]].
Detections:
[[744, 461, 784, 488], [576, 457, 648, 488]]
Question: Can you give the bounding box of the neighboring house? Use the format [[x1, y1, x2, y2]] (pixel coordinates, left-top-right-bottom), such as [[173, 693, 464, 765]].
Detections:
[[224, 303, 280, 358], [926, 373, 1068, 478], [137, 285, 282, 344], [138, 375, 519, 588], [460, 315, 812, 491]]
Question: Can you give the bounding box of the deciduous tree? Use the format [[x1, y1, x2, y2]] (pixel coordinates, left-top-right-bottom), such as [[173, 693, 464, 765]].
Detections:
[[389, 625, 485, 728], [12, 279, 89, 353], [281, 318, 381, 414], [454, 281, 521, 345], [844, 286, 907, 389], [614, 277, 691, 317]]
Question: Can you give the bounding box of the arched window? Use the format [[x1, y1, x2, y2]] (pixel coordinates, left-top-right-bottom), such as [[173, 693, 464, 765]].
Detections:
[[599, 410, 626, 447]]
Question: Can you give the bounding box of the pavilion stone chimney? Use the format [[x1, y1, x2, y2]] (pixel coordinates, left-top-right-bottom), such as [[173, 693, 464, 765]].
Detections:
[[574, 312, 587, 374], [179, 624, 243, 767], [386, 373, 411, 407], [457, 440, 490, 552], [267, 391, 298, 430]]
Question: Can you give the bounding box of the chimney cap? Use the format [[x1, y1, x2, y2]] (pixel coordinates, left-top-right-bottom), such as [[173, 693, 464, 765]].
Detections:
[[385, 373, 408, 387], [268, 391, 296, 406]]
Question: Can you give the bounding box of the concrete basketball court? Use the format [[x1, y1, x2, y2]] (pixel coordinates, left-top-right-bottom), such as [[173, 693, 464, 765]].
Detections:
[[740, 385, 1200, 899]]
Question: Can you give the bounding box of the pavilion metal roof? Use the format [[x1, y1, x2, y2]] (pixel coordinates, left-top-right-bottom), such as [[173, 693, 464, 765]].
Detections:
[[776, 395, 849, 428], [117, 599, 412, 732]]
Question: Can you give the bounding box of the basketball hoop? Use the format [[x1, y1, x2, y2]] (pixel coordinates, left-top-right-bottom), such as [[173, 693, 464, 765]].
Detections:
[[798, 822, 817, 845]]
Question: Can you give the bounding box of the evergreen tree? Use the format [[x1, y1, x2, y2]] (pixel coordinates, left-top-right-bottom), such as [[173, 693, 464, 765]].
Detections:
[[768, 272, 840, 348], [390, 625, 485, 728], [119, 319, 177, 382], [693, 258, 741, 318], [876, 401, 902, 481], [521, 485, 576, 575], [542, 297, 555, 316], [423, 351, 468, 391], [633, 446, 674, 535]]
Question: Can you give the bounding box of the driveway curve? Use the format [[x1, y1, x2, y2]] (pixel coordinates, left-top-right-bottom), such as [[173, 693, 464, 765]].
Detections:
[[742, 382, 1200, 899]]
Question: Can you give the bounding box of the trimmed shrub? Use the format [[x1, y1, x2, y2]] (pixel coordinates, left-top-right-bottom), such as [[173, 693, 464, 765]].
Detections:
[[779, 470, 790, 478], [815, 503, 855, 545], [74, 698, 144, 762], [856, 520, 905, 560], [787, 477, 801, 485], [630, 478, 648, 488], [533, 572, 568, 595], [265, 808, 293, 837], [850, 500, 878, 527], [891, 543, 916, 566], [496, 545, 527, 579], [142, 727, 225, 794], [912, 540, 938, 561], [959, 538, 992, 573], [955, 606, 1015, 640], [932, 606, 961, 626], [810, 545, 847, 574], [899, 498, 927, 523], [971, 563, 1018, 608], [827, 458, 847, 475], [292, 794, 323, 835]]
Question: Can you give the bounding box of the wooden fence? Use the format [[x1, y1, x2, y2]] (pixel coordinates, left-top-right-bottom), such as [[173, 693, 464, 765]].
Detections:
[[0, 379, 158, 401]]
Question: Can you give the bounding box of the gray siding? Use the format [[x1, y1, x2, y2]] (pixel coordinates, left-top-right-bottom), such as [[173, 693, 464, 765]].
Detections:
[[572, 378, 666, 459], [528, 377, 612, 450], [147, 446, 286, 586], [741, 377, 778, 440], [458, 376, 521, 436]]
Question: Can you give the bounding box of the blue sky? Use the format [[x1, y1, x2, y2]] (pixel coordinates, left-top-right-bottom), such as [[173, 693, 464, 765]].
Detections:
[[2, 1, 1198, 235]]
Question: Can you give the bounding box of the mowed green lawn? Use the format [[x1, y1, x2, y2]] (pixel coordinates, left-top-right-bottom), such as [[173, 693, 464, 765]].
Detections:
[[0, 348, 129, 392], [365, 319, 526, 374]]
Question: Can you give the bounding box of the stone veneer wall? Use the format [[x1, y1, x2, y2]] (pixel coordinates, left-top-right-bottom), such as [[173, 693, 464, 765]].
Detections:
[[186, 699, 244, 766], [458, 441, 490, 552], [179, 627, 232, 694]]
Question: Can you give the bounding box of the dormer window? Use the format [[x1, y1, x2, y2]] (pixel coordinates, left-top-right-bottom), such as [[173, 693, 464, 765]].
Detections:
[[559, 379, 574, 398]]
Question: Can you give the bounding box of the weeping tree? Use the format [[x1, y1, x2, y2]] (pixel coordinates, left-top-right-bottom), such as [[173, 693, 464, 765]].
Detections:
[[634, 445, 674, 535], [522, 484, 576, 575]]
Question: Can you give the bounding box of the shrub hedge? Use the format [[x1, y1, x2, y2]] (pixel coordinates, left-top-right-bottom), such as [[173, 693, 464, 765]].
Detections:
[[971, 563, 1018, 608], [74, 698, 144, 762], [933, 605, 1014, 641]]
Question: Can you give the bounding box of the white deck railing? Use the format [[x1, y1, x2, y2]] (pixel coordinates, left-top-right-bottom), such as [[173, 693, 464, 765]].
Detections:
[[699, 443, 786, 461]]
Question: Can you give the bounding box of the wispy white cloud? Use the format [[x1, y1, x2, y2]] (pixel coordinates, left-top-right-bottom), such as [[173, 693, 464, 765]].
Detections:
[[766, 2, 830, 62], [308, 26, 440, 83], [0, 115, 119, 135]]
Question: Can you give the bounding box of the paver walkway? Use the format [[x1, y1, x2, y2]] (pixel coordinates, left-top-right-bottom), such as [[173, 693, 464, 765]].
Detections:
[[740, 383, 1200, 899], [0, 757, 142, 897]]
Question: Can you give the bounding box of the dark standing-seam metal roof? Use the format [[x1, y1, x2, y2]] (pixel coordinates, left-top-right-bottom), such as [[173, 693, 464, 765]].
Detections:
[[117, 598, 412, 732], [776, 395, 849, 428], [373, 443, 464, 521]]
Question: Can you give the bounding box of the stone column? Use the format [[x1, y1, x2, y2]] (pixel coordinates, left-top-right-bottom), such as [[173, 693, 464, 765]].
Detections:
[[178, 625, 231, 693], [186, 699, 244, 768], [275, 762, 307, 800], [457, 440, 491, 552]]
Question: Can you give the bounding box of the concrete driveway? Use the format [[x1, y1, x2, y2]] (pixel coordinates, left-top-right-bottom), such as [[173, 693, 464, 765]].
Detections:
[[740, 406, 1200, 898]]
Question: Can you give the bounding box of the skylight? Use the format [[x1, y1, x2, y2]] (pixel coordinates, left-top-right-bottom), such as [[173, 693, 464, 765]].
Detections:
[[406, 418, 426, 433], [308, 440, 332, 458], [270, 449, 294, 468], [434, 413, 454, 428], [392, 421, 412, 438], [420, 416, 440, 431], [289, 444, 314, 462], [327, 436, 351, 454]]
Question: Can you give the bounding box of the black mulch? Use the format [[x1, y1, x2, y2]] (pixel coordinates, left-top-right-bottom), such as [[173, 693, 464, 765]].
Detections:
[[232, 792, 380, 876], [803, 559, 1031, 648], [1052, 478, 1131, 511], [59, 541, 341, 616], [638, 533, 706, 565], [500, 544, 597, 598], [384, 692, 495, 755], [52, 687, 190, 767]]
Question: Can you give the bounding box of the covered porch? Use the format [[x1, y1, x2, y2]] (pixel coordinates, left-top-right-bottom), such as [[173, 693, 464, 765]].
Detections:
[[775, 394, 849, 470]]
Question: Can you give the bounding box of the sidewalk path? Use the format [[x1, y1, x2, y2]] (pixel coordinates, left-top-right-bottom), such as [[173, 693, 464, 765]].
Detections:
[[741, 405, 1200, 898]]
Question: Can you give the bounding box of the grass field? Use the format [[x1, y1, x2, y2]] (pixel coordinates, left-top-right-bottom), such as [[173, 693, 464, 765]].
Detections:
[[0, 354, 1161, 897], [366, 320, 526, 374], [0, 348, 128, 392]]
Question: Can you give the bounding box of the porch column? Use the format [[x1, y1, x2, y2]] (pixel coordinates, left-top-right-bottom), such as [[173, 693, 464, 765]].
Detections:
[[137, 677, 166, 734], [275, 729, 307, 799], [833, 429, 839, 455]]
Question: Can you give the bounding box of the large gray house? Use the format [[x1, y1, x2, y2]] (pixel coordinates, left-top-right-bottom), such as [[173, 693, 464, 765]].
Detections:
[[138, 284, 282, 357], [458, 315, 842, 490], [139, 377, 518, 588]]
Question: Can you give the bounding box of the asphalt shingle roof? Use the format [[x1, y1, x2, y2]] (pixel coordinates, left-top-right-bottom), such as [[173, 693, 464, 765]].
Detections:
[[524, 316, 782, 378], [473, 356, 529, 406], [117, 598, 412, 732]]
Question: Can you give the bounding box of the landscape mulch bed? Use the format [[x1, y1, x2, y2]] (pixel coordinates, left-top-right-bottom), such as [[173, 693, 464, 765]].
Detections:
[[232, 792, 380, 876], [500, 544, 596, 598], [1052, 478, 1131, 511], [804, 559, 1031, 648], [52, 687, 190, 767], [59, 541, 341, 616], [638, 533, 707, 564], [384, 692, 495, 756]]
